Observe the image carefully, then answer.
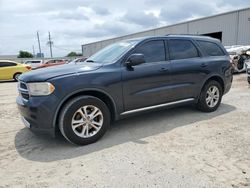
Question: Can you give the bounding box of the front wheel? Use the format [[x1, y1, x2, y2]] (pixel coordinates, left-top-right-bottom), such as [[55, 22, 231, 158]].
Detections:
[[197, 80, 223, 112], [59, 96, 110, 145], [13, 73, 21, 81]]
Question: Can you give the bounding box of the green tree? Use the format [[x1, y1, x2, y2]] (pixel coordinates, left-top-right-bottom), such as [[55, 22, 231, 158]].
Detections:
[[18, 51, 33, 58], [67, 51, 82, 57]]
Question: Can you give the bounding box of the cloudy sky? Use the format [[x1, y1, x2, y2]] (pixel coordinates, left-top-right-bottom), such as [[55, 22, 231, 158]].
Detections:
[[0, 0, 249, 57]]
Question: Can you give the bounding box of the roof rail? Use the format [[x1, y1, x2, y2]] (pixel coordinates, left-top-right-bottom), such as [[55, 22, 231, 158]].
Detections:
[[165, 34, 212, 37]]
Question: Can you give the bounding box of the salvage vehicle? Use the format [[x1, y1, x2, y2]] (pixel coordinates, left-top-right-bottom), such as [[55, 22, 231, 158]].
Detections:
[[0, 60, 31, 81], [246, 60, 250, 84], [17, 35, 233, 145], [226, 45, 250, 73]]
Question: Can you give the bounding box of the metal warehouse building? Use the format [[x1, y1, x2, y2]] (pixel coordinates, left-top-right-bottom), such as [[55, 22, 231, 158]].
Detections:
[[82, 7, 250, 57]]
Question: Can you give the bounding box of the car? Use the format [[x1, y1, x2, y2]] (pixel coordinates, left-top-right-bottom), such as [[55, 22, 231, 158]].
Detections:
[[24, 60, 43, 69], [34, 59, 67, 69], [226, 45, 250, 73], [246, 60, 250, 84], [68, 57, 87, 64], [17, 35, 233, 145], [0, 60, 31, 81]]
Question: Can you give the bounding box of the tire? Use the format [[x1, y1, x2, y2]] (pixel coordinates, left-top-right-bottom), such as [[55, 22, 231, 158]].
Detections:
[[197, 80, 223, 112], [13, 73, 21, 81], [59, 96, 110, 145], [248, 77, 250, 84]]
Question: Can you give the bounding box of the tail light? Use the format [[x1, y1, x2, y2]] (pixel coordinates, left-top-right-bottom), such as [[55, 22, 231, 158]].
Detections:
[[26, 66, 32, 70]]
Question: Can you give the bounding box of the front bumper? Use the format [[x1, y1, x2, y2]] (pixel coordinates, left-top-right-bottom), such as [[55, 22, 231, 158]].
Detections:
[[16, 95, 57, 137]]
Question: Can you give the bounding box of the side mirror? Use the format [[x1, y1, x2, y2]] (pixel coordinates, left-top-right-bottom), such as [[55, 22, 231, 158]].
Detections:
[[126, 53, 145, 67]]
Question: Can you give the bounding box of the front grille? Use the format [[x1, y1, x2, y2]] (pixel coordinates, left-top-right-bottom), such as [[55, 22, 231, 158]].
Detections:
[[18, 81, 30, 100]]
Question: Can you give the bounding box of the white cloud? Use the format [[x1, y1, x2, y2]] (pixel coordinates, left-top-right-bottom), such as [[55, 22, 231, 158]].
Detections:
[[0, 0, 249, 57]]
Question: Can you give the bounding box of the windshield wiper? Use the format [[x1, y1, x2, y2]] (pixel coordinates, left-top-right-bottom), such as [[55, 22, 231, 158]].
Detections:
[[86, 59, 95, 63]]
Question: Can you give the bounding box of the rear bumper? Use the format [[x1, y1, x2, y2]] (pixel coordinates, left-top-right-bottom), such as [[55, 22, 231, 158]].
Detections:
[[16, 95, 57, 137]]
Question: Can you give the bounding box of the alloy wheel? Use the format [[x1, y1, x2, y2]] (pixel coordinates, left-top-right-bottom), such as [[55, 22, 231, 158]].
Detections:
[[206, 85, 220, 108], [71, 105, 103, 138]]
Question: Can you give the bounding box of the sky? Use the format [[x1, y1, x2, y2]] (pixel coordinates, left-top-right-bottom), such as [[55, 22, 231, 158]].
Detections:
[[0, 0, 249, 57]]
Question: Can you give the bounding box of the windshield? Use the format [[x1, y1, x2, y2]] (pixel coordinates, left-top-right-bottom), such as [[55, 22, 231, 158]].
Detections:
[[87, 40, 139, 63]]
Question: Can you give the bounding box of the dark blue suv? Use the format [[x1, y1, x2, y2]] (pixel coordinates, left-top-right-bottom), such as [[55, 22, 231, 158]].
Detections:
[[17, 35, 233, 145]]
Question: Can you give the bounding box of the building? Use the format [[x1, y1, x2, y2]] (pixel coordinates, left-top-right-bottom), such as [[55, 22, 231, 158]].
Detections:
[[81, 7, 250, 57]]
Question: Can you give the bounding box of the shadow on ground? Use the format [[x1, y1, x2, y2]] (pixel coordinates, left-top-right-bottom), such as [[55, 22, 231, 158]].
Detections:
[[15, 103, 236, 162]]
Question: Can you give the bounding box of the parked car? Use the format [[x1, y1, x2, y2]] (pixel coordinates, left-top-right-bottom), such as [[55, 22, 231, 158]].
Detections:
[[34, 59, 67, 69], [17, 35, 233, 145], [226, 45, 250, 73], [24, 60, 43, 69], [68, 57, 87, 64], [246, 60, 250, 84], [0, 60, 31, 81]]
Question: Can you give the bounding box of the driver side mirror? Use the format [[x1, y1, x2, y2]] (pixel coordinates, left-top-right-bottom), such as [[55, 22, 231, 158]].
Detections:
[[126, 53, 145, 67]]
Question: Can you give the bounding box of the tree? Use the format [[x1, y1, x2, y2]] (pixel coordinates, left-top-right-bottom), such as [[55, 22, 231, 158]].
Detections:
[[67, 51, 82, 57], [18, 51, 33, 58]]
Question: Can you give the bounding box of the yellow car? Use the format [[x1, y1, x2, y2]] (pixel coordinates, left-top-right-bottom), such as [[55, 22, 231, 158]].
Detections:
[[0, 60, 31, 81]]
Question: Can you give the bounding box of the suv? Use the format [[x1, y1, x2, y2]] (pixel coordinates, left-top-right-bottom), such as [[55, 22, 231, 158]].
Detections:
[[17, 35, 233, 145]]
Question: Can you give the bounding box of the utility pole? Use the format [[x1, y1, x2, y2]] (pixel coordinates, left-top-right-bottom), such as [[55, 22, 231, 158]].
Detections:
[[37, 31, 42, 55], [32, 45, 35, 57], [48, 31, 53, 58]]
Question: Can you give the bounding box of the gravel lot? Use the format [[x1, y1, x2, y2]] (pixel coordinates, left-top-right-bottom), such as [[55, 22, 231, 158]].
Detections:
[[0, 74, 249, 188]]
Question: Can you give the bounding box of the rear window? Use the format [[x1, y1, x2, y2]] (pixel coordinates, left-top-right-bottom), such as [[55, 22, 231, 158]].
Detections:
[[197, 40, 225, 56], [0, 62, 16, 67], [168, 39, 199, 60]]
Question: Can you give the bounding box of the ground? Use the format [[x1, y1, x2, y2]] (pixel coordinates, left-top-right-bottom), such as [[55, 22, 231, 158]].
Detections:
[[0, 74, 249, 188]]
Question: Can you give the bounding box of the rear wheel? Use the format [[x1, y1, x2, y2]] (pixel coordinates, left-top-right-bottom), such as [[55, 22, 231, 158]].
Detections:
[[59, 96, 110, 145], [13, 73, 21, 81], [197, 80, 222, 112]]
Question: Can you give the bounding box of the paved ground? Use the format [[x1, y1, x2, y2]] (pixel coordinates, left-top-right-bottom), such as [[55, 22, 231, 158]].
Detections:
[[0, 74, 249, 188]]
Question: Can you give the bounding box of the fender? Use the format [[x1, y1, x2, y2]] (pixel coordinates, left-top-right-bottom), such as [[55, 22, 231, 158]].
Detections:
[[200, 73, 225, 93], [52, 88, 118, 128]]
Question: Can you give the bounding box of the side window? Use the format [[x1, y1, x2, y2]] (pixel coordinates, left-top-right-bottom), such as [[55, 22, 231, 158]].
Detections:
[[0, 62, 16, 67], [197, 40, 225, 56], [134, 40, 165, 63], [169, 39, 199, 60]]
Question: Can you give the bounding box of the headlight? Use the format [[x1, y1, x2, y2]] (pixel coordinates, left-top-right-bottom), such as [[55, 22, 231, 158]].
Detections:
[[27, 82, 55, 96]]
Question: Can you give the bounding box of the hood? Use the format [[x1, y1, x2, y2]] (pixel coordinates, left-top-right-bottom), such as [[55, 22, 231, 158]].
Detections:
[[19, 63, 102, 82]]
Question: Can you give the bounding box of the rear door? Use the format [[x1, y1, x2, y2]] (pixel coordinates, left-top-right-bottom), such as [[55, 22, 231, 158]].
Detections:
[[122, 39, 172, 111], [168, 39, 208, 101]]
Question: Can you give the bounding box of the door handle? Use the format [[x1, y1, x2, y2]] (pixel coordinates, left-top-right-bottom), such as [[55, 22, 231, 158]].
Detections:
[[201, 63, 208, 68], [159, 68, 169, 72]]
